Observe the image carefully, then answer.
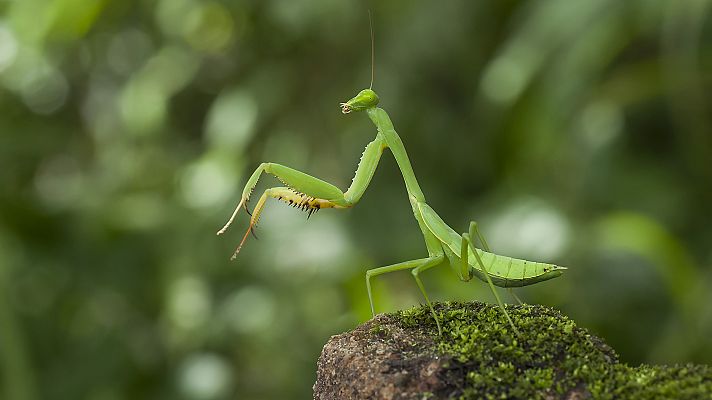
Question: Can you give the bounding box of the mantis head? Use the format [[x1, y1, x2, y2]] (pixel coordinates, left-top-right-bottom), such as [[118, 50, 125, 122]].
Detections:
[[340, 89, 379, 114]]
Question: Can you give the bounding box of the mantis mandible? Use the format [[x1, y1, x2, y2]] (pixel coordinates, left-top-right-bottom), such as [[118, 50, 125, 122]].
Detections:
[[217, 26, 566, 335]]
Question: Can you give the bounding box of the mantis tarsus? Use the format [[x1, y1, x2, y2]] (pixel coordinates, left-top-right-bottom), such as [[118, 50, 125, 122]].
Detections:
[[217, 32, 566, 334]]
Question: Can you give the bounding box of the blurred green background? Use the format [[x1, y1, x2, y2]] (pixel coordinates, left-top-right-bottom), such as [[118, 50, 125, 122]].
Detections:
[[1, 0, 712, 398]]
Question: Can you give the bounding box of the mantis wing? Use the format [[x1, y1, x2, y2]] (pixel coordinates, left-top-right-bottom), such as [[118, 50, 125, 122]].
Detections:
[[416, 202, 467, 256], [417, 203, 564, 287]]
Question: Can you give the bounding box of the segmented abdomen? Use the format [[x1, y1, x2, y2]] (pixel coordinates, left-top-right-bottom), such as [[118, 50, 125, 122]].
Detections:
[[469, 250, 562, 288]]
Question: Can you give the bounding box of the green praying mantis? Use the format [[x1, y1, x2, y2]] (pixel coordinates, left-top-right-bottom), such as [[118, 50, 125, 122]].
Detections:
[[217, 28, 566, 335]]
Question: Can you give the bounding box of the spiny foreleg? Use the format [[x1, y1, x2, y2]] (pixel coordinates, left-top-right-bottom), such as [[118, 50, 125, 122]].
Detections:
[[218, 138, 386, 258], [218, 137, 385, 237], [228, 187, 344, 259], [217, 162, 349, 236]]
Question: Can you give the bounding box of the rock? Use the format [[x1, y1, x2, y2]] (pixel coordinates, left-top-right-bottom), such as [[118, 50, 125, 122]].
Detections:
[[313, 301, 712, 400]]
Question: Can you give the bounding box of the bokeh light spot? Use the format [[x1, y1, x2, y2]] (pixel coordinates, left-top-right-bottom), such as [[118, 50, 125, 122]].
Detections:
[[34, 154, 85, 210], [119, 80, 166, 135], [22, 69, 69, 114], [144, 46, 200, 95], [270, 213, 350, 274], [120, 46, 199, 135], [168, 276, 212, 331], [579, 100, 623, 150], [481, 50, 530, 105], [4, 51, 71, 115], [179, 353, 233, 400], [106, 28, 154, 76], [156, 0, 196, 38], [110, 194, 167, 231], [0, 22, 19, 73], [221, 286, 276, 334], [183, 2, 234, 53], [205, 88, 258, 151], [180, 157, 237, 209], [488, 198, 570, 261]]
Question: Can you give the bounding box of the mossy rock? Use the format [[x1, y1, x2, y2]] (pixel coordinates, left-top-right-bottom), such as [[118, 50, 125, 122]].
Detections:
[[313, 301, 712, 399]]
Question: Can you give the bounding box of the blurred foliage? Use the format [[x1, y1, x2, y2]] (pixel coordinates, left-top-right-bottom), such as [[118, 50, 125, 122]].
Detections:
[[1, 0, 711, 399]]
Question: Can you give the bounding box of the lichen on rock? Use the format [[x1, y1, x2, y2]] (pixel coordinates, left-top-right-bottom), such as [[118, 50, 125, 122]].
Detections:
[[313, 301, 712, 400]]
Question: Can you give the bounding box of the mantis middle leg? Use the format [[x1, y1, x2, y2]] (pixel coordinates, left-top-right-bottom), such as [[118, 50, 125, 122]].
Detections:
[[365, 254, 445, 334]]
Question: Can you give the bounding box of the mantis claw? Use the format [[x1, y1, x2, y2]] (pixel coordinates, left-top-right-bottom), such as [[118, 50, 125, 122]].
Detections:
[[221, 181, 339, 259], [217, 197, 245, 236], [231, 222, 254, 260]]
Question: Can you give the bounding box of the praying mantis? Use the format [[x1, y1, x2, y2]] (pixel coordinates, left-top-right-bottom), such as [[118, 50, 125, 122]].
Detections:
[[217, 28, 566, 335]]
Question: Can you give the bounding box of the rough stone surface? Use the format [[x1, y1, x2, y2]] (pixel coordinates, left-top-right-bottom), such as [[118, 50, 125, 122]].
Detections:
[[313, 302, 712, 400], [314, 313, 444, 399]]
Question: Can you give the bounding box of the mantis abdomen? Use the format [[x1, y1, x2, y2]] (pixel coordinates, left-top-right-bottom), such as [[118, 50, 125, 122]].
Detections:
[[467, 251, 564, 288], [418, 202, 565, 289]]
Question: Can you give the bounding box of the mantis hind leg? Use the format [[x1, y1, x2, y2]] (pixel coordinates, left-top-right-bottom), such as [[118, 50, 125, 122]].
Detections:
[[469, 221, 523, 305], [465, 222, 518, 334], [365, 255, 445, 334]]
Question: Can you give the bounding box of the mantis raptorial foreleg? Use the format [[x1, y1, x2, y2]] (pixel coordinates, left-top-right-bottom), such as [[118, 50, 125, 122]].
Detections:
[[217, 163, 347, 235], [463, 222, 518, 333], [226, 187, 342, 259], [365, 255, 445, 334], [218, 137, 386, 257]]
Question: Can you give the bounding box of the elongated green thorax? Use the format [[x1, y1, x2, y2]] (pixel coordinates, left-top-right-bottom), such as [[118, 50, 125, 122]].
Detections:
[[365, 107, 426, 202]]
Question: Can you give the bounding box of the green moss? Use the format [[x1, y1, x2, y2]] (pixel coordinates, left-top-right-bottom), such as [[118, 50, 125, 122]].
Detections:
[[394, 302, 712, 399]]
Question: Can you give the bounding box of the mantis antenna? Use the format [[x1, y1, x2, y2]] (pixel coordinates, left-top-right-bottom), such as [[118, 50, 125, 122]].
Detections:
[[369, 9, 374, 89]]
